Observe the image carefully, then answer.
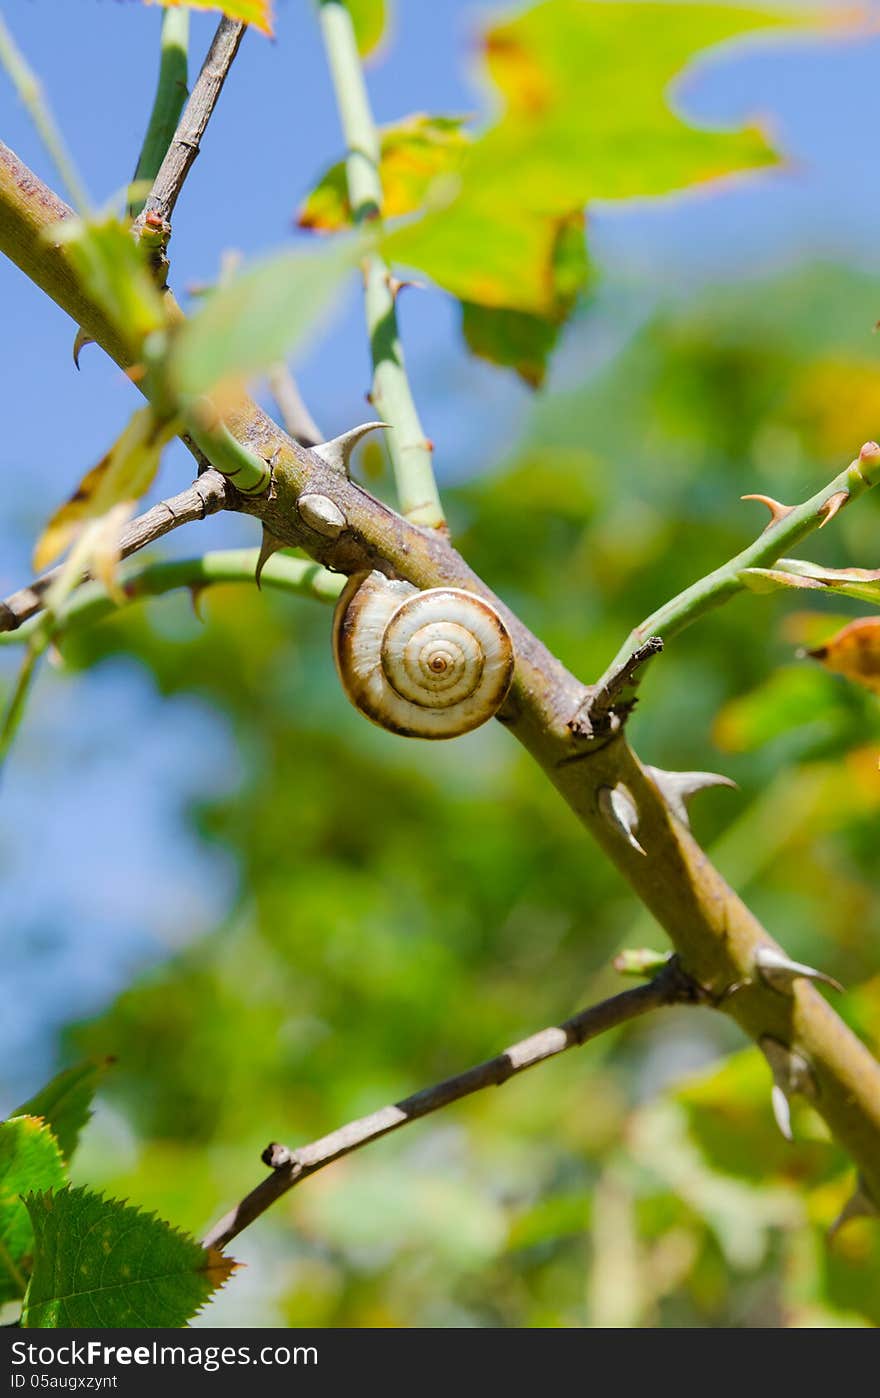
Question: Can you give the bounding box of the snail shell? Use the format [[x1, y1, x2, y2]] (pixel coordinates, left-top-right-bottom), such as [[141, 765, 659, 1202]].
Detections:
[[332, 570, 515, 739]]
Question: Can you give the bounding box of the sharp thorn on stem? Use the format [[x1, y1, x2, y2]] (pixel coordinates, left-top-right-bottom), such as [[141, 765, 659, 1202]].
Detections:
[[828, 1177, 879, 1240], [189, 584, 207, 621], [254, 527, 286, 589], [645, 766, 737, 830], [598, 783, 646, 856], [72, 327, 93, 370], [742, 493, 795, 528], [755, 945, 844, 996], [817, 490, 849, 528], [760, 1036, 817, 1142], [311, 422, 389, 477]]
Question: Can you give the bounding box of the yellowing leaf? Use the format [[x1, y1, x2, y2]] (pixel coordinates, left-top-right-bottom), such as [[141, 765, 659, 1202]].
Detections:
[[384, 1, 804, 321], [299, 114, 469, 231], [807, 617, 880, 696], [145, 1, 273, 37], [0, 1118, 67, 1305], [34, 409, 175, 582], [461, 213, 588, 385]]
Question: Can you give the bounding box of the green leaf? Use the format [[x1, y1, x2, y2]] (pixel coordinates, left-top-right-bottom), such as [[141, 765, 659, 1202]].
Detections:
[[299, 114, 469, 231], [385, 1, 801, 313], [741, 560, 880, 607], [13, 1060, 111, 1167], [21, 1187, 237, 1328], [347, 0, 391, 57], [167, 240, 356, 401], [0, 1118, 67, 1304], [676, 1049, 829, 1184], [34, 408, 176, 596], [460, 213, 588, 385], [54, 215, 166, 358]]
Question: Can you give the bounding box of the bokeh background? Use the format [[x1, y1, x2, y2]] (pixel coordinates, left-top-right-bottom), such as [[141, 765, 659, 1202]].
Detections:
[[1, 0, 879, 1326]]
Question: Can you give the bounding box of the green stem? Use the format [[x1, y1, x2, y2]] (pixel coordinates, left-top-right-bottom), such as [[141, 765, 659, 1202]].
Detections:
[[0, 623, 49, 765], [129, 8, 190, 218], [186, 411, 272, 497], [0, 550, 343, 648], [599, 447, 880, 686], [0, 12, 90, 214], [316, 0, 445, 530]]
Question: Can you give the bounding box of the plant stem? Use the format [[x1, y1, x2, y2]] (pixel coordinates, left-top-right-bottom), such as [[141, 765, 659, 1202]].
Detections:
[[0, 550, 343, 648], [203, 957, 698, 1250], [317, 0, 445, 529], [185, 412, 271, 496], [5, 141, 880, 1206], [135, 15, 245, 231], [129, 8, 190, 219], [0, 622, 49, 766], [0, 13, 90, 214], [0, 473, 231, 634], [599, 447, 880, 687]]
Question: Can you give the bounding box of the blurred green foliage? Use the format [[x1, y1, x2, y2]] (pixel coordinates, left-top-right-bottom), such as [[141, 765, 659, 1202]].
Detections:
[[12, 262, 872, 1327]]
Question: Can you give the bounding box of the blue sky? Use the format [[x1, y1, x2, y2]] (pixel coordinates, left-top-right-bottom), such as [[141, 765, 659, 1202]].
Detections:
[[1, 0, 878, 1098]]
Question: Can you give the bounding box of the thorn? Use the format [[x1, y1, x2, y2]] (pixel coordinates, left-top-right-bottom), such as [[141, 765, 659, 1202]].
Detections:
[[817, 490, 849, 528], [386, 274, 424, 298], [72, 327, 93, 369], [828, 1177, 879, 1240], [766, 1084, 794, 1140], [312, 422, 389, 477], [771, 1082, 793, 1141], [755, 945, 844, 996], [255, 527, 286, 589], [742, 493, 795, 528], [598, 783, 646, 855], [189, 584, 207, 621], [645, 767, 737, 829], [760, 1036, 817, 1142]]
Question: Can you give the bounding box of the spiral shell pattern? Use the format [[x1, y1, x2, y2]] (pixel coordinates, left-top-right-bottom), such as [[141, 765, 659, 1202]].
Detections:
[[333, 571, 515, 739]]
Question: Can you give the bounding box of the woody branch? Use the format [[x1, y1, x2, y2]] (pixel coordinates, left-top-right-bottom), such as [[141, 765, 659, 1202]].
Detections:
[[1, 139, 879, 1214]]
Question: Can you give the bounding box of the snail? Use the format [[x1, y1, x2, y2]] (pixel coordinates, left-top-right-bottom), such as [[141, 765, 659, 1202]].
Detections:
[[332, 570, 515, 739]]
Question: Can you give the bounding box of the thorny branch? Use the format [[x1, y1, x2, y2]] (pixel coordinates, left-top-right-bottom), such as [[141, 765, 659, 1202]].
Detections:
[[2, 141, 880, 1223], [134, 16, 245, 234], [203, 957, 705, 1249], [0, 472, 230, 633]]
